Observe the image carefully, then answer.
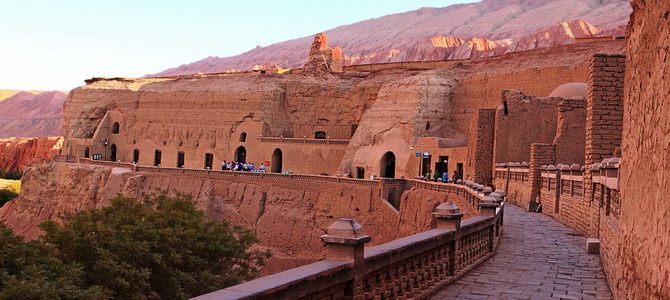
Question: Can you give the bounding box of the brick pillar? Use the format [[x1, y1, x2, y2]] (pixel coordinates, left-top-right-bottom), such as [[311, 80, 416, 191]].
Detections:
[[585, 54, 625, 169], [529, 143, 556, 212], [584, 54, 624, 237], [321, 218, 370, 298], [466, 108, 496, 185]]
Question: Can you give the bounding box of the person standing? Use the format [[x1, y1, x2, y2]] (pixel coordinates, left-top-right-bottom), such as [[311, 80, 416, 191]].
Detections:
[[442, 171, 448, 183]]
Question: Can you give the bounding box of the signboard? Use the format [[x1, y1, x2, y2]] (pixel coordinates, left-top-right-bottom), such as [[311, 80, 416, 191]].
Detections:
[[92, 154, 102, 160], [415, 151, 421, 157]]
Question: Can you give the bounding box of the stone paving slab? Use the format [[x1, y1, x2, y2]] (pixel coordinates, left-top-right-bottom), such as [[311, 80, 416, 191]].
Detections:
[[431, 204, 612, 300]]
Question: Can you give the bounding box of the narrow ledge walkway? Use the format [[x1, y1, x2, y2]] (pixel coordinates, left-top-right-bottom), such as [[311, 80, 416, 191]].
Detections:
[[431, 205, 612, 300]]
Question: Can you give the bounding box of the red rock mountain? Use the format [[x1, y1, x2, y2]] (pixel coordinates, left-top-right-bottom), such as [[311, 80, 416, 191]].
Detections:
[[0, 137, 63, 171], [149, 0, 631, 76], [0, 91, 67, 138]]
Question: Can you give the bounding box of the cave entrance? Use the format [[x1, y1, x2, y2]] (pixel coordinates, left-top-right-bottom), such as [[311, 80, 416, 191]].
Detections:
[[356, 167, 365, 179], [154, 150, 162, 166], [380, 151, 396, 178], [235, 146, 246, 163], [109, 144, 117, 161], [204, 153, 214, 169], [271, 148, 283, 173], [133, 149, 140, 163], [177, 151, 185, 168]]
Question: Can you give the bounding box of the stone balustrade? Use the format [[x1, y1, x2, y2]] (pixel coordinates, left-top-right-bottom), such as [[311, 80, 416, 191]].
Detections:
[[192, 193, 504, 300], [260, 136, 350, 145], [53, 155, 77, 163]]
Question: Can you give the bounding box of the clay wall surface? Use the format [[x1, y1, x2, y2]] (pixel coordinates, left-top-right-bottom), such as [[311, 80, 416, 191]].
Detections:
[[614, 0, 670, 298], [0, 162, 480, 276], [554, 98, 587, 164], [449, 40, 625, 134], [0, 137, 63, 171], [493, 90, 561, 165]]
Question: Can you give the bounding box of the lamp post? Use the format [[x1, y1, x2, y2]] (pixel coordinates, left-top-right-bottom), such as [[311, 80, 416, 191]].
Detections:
[[101, 138, 109, 161]]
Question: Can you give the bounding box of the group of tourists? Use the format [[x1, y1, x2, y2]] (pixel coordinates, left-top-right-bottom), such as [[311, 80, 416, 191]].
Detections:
[[221, 161, 265, 172], [423, 170, 461, 183]]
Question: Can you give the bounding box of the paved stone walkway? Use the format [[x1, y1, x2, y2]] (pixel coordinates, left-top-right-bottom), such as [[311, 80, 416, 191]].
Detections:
[[431, 204, 612, 300]]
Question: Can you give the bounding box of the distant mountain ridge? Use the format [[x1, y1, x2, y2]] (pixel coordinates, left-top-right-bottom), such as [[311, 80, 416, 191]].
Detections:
[[0, 91, 66, 138], [149, 0, 631, 77]]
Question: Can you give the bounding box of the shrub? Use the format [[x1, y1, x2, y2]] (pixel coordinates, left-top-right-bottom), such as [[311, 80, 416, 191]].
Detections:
[[40, 193, 270, 299]]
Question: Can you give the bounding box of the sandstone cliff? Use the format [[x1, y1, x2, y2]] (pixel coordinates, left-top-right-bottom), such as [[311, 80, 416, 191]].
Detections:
[[149, 0, 630, 76], [0, 137, 63, 171], [0, 91, 66, 138]]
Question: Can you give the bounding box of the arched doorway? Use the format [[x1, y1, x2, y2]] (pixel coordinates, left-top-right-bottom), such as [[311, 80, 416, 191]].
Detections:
[[84, 147, 90, 158], [380, 151, 396, 178], [235, 146, 246, 163], [314, 131, 327, 139], [109, 144, 117, 161], [271, 148, 283, 173], [133, 149, 140, 163]]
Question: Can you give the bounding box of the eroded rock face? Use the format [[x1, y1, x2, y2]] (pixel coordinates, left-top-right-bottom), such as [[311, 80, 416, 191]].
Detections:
[[0, 137, 63, 171], [301, 33, 343, 77], [0, 163, 477, 275]]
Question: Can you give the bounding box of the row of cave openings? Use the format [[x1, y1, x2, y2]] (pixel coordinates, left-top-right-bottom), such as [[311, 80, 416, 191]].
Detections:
[[99, 125, 396, 177], [85, 145, 285, 173]]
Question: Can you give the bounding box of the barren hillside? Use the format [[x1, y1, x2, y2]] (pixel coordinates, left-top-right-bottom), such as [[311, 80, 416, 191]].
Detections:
[[0, 91, 67, 138], [149, 0, 631, 76]]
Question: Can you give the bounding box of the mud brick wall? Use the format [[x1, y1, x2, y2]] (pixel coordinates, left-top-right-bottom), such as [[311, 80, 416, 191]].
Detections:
[[554, 98, 586, 165], [613, 0, 670, 298], [493, 90, 560, 165]]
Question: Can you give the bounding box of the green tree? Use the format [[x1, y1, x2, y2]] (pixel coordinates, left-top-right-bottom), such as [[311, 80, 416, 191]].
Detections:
[[40, 193, 270, 300], [0, 223, 106, 300]]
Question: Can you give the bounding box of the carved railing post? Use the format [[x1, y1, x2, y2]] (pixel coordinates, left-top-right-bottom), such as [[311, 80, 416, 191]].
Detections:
[[479, 196, 499, 216], [432, 203, 463, 231], [321, 219, 371, 298], [432, 203, 463, 276]]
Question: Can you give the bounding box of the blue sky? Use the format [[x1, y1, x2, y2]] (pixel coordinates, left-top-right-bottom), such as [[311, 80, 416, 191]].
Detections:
[[0, 1, 474, 91]]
